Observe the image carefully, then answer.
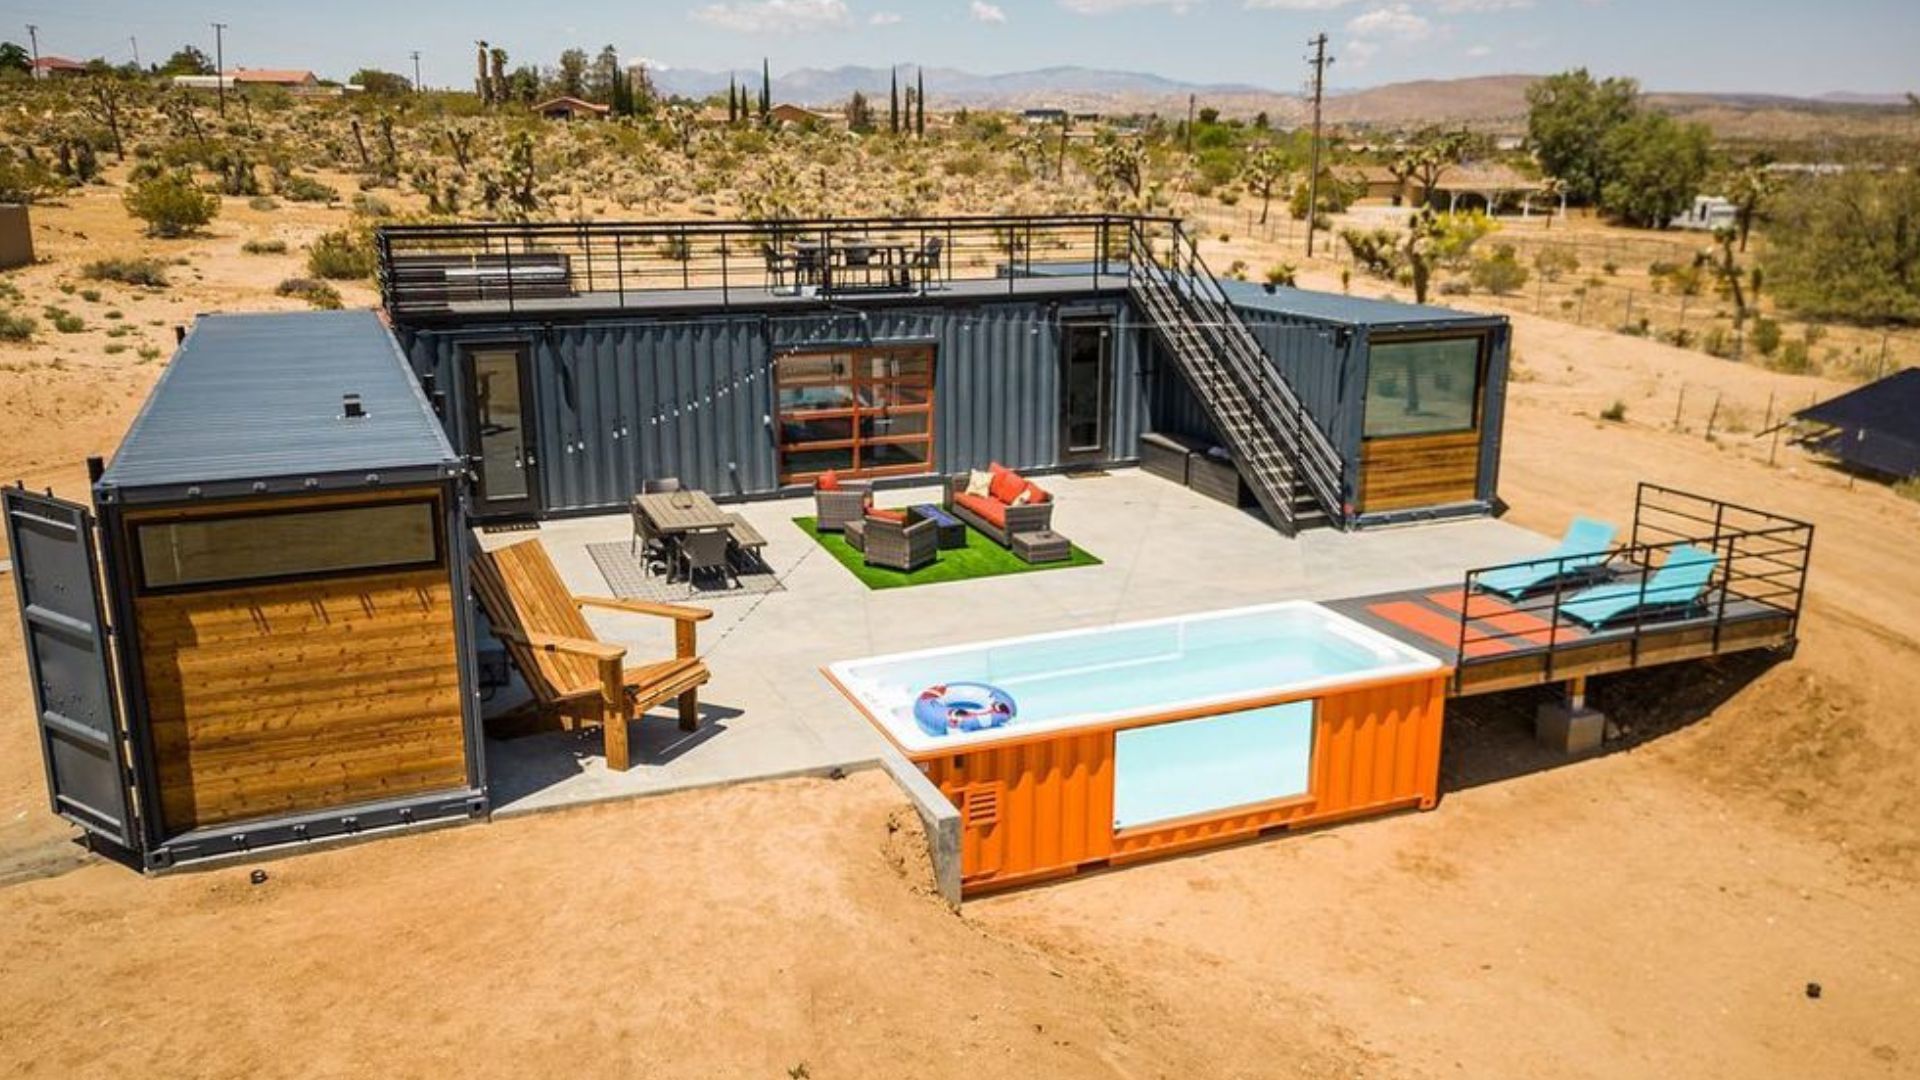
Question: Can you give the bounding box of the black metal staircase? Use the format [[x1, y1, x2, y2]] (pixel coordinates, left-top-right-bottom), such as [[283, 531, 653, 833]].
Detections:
[[1126, 223, 1346, 535]]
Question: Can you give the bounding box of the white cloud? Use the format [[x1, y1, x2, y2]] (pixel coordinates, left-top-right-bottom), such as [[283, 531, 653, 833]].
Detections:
[[1464, 42, 1492, 56], [1244, 0, 1357, 9], [868, 9, 903, 21], [689, 0, 852, 33], [969, 1, 1009, 22], [1062, 0, 1198, 13], [1346, 4, 1433, 40], [1434, 0, 1529, 10]]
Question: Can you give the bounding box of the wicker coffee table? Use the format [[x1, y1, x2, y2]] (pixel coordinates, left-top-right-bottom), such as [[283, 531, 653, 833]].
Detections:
[[1011, 529, 1070, 564]]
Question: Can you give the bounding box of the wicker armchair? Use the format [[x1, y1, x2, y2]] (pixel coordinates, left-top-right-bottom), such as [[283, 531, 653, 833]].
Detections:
[[942, 473, 1053, 547], [864, 514, 939, 573], [815, 481, 872, 532]]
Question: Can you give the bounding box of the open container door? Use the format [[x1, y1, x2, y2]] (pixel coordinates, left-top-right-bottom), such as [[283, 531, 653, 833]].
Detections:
[[2, 486, 139, 851]]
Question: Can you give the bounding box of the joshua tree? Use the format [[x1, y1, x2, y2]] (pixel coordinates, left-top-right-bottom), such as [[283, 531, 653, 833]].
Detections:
[[1726, 159, 1775, 252], [1390, 126, 1471, 208], [489, 47, 508, 104], [1242, 145, 1289, 224], [1700, 225, 1750, 328]]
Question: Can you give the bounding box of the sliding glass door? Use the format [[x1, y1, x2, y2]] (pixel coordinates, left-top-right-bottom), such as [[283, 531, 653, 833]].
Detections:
[[775, 346, 935, 484]]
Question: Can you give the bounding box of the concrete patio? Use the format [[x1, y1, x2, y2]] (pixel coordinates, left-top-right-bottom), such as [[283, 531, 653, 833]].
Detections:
[[480, 467, 1555, 816]]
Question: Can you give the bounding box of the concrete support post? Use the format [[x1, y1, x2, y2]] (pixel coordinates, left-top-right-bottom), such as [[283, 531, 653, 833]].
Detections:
[[1535, 675, 1605, 755]]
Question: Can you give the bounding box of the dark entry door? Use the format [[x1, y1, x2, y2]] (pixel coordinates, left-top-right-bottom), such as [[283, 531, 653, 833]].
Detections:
[[462, 344, 541, 518], [2, 487, 138, 850], [1059, 321, 1113, 465]]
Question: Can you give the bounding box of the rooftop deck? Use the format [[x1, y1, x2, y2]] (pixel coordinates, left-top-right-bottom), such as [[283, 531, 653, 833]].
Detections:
[[478, 468, 1556, 816], [376, 214, 1153, 322]]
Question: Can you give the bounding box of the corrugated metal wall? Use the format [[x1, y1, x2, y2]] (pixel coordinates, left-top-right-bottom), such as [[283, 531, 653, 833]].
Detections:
[[397, 298, 1147, 514]]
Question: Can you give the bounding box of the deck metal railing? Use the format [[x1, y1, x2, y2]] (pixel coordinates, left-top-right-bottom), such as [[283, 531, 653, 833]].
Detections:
[[376, 214, 1161, 319], [1450, 484, 1814, 687]]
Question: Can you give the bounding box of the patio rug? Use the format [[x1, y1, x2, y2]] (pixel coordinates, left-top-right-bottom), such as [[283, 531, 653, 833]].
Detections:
[[585, 542, 786, 603], [793, 516, 1101, 590]]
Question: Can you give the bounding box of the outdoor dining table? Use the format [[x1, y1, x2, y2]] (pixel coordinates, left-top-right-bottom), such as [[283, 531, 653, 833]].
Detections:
[[790, 238, 914, 292], [634, 488, 732, 536]]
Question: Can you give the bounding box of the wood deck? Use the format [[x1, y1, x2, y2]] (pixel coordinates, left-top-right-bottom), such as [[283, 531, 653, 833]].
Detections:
[[1326, 576, 1797, 697]]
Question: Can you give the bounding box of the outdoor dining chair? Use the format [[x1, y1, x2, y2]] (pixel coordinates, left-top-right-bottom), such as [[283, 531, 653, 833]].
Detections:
[[642, 477, 683, 495], [674, 527, 738, 589], [909, 236, 943, 290]]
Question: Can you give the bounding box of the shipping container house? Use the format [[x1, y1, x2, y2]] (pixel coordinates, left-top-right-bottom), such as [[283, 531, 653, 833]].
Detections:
[[377, 216, 1511, 532], [4, 311, 485, 868]]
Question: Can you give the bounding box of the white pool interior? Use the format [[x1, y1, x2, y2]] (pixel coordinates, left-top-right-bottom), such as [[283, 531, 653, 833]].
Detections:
[[829, 600, 1442, 755]]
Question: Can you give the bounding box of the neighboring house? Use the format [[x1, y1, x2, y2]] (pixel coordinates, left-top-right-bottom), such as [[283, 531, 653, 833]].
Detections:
[[30, 56, 88, 79], [1338, 165, 1409, 204], [1428, 164, 1554, 216], [228, 68, 322, 92], [534, 96, 611, 121], [1022, 108, 1068, 124], [1669, 195, 1739, 231], [768, 102, 836, 128]]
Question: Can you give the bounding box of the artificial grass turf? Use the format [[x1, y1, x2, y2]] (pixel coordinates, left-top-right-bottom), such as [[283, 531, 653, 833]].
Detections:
[[793, 515, 1101, 590]]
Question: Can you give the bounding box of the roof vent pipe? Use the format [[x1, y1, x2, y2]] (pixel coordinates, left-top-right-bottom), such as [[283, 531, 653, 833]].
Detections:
[[342, 393, 367, 420]]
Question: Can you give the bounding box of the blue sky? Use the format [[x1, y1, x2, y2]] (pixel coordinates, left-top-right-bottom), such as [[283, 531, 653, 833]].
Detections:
[[5, 0, 1916, 97]]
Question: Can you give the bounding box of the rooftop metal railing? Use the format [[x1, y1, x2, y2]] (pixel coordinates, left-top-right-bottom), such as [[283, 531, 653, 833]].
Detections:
[[1450, 483, 1814, 687], [376, 214, 1165, 319]]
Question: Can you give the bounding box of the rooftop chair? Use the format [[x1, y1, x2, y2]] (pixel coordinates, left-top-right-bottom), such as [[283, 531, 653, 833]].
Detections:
[[909, 236, 943, 290], [472, 538, 712, 771], [1473, 516, 1618, 599], [1559, 544, 1720, 629]]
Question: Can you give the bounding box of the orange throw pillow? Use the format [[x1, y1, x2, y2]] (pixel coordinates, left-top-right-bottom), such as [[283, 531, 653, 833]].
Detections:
[[816, 470, 842, 492], [1023, 483, 1050, 505], [989, 467, 1028, 505], [866, 507, 908, 525]]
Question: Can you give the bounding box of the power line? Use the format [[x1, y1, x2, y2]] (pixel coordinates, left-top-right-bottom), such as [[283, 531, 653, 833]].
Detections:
[[1303, 32, 1333, 259]]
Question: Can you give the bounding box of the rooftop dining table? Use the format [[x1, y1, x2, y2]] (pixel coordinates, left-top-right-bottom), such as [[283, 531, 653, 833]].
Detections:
[[790, 238, 915, 292]]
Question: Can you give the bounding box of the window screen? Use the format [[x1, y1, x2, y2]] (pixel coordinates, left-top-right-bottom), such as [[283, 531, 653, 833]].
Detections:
[[1363, 336, 1484, 439], [136, 500, 441, 592]]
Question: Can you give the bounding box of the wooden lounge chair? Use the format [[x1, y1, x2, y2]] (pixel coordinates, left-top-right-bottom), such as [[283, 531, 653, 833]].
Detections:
[[472, 538, 712, 771]]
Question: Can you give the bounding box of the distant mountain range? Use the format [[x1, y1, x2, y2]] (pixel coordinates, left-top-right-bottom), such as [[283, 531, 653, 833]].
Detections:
[[647, 64, 1910, 127]]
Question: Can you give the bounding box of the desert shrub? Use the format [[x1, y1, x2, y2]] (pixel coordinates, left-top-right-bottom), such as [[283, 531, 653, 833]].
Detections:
[[275, 277, 343, 309], [1470, 244, 1530, 295], [1599, 400, 1627, 422], [1264, 263, 1296, 287], [306, 229, 376, 280], [1602, 260, 1619, 276], [1895, 477, 1920, 504], [352, 193, 395, 217], [276, 172, 337, 203], [1751, 318, 1783, 357], [1436, 278, 1472, 297], [43, 306, 84, 333], [78, 288, 101, 302], [247, 195, 279, 211], [82, 258, 170, 287], [1431, 211, 1496, 270], [1703, 326, 1733, 358], [122, 172, 219, 238], [0, 152, 60, 203], [1533, 246, 1580, 282], [1664, 327, 1695, 348], [242, 238, 289, 255], [1773, 337, 1812, 374], [0, 309, 35, 341]]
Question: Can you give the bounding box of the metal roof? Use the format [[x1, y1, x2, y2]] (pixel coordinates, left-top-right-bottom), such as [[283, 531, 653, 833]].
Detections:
[[98, 311, 458, 496], [1218, 279, 1501, 329]]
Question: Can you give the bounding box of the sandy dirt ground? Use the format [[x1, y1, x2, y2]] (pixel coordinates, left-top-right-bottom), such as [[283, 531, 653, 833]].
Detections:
[[1, 183, 1917, 1079]]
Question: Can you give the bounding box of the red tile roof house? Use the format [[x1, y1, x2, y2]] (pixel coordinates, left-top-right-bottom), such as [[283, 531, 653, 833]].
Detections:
[[30, 56, 89, 78]]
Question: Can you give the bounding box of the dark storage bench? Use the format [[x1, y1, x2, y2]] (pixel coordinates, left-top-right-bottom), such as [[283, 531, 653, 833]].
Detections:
[[1139, 432, 1207, 486], [1188, 449, 1251, 508]]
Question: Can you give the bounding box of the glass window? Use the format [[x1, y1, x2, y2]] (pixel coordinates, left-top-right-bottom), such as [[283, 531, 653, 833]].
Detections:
[[1363, 336, 1483, 439], [136, 500, 442, 592], [776, 345, 936, 483]]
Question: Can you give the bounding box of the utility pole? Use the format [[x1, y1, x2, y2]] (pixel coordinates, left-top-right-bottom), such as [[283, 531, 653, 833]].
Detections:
[[25, 24, 39, 80], [212, 22, 228, 117], [130, 36, 140, 69], [1184, 93, 1195, 155], [410, 50, 422, 92], [1303, 32, 1332, 258]]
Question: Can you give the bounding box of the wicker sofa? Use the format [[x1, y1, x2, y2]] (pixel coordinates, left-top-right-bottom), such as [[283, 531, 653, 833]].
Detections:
[[943, 467, 1053, 546]]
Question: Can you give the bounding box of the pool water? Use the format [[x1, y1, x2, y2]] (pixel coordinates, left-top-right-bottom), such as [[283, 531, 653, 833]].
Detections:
[[831, 601, 1442, 753]]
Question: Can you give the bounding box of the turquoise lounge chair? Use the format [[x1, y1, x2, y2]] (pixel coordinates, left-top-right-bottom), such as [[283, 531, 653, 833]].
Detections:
[[1474, 516, 1618, 599], [1559, 544, 1720, 628]]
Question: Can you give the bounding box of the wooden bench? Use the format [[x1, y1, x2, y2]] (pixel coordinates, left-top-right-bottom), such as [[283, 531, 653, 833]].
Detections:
[[723, 513, 767, 566], [472, 539, 712, 771]]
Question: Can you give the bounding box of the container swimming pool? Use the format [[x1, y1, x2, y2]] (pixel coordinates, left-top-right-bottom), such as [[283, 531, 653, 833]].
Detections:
[[827, 601, 1452, 894]]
